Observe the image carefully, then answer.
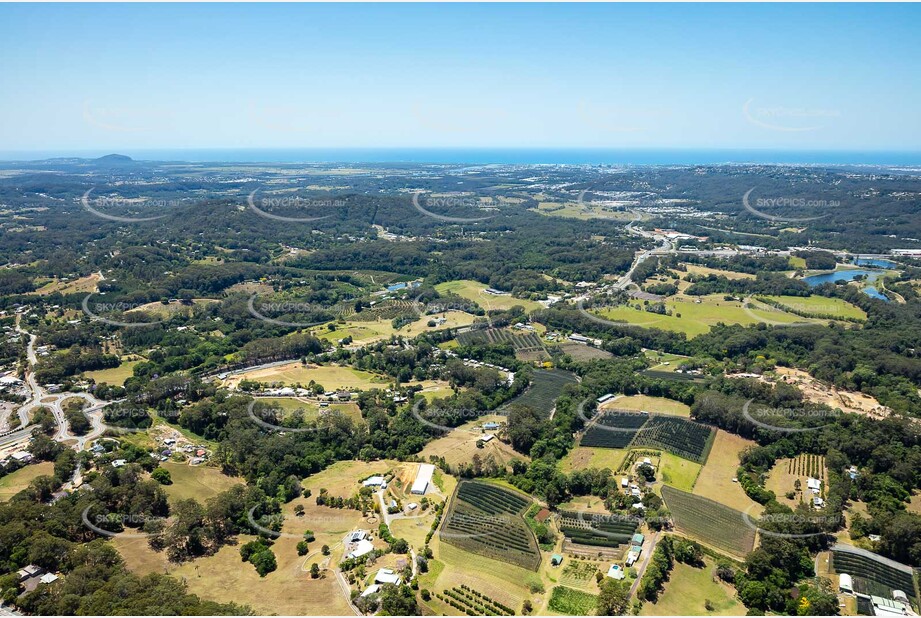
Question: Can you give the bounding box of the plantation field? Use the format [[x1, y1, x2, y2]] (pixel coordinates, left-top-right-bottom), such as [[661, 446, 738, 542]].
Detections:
[[601, 395, 691, 417], [0, 462, 54, 501], [547, 585, 597, 616], [440, 480, 540, 571], [159, 462, 243, 505], [661, 486, 756, 558], [594, 293, 814, 337], [84, 360, 141, 386], [503, 369, 578, 418], [580, 412, 713, 463], [693, 430, 762, 513], [457, 327, 548, 361], [581, 411, 648, 449], [225, 362, 389, 391], [631, 416, 715, 463], [559, 510, 638, 548], [418, 542, 531, 616], [639, 558, 742, 616], [435, 280, 544, 313]]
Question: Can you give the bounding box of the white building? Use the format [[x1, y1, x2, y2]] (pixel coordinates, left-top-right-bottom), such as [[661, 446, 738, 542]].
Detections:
[[411, 463, 435, 495], [374, 568, 402, 585], [838, 573, 853, 594], [347, 539, 375, 559], [362, 475, 386, 488]]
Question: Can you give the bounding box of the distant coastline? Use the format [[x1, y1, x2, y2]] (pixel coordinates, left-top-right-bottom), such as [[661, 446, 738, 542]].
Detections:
[[2, 147, 921, 166]]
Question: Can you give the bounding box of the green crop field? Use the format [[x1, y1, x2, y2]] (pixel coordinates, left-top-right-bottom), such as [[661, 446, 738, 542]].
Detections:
[[630, 416, 715, 463], [457, 327, 545, 354], [661, 486, 756, 557], [440, 481, 541, 571], [502, 369, 578, 418], [581, 413, 714, 463], [559, 510, 639, 548], [548, 585, 597, 615], [593, 294, 813, 337], [581, 411, 649, 449]]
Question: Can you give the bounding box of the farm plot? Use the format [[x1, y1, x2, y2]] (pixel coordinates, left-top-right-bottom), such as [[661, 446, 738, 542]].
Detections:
[[548, 585, 598, 616], [580, 411, 649, 449], [440, 481, 541, 571], [502, 369, 578, 418], [560, 560, 602, 589], [766, 454, 827, 508], [661, 486, 756, 558], [559, 510, 639, 548], [457, 327, 548, 360], [831, 545, 918, 605], [630, 416, 715, 463], [434, 585, 516, 616]]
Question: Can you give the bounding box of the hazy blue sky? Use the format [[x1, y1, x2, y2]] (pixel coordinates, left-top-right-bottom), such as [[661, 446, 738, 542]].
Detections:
[[1, 3, 919, 153]]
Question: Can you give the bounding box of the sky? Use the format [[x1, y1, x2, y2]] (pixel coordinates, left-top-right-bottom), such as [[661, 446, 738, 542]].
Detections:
[[1, 3, 920, 154]]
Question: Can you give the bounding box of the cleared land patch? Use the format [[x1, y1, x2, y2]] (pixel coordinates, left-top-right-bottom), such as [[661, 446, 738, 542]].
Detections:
[[693, 430, 762, 513], [594, 293, 815, 337], [435, 280, 544, 313], [0, 462, 55, 501], [639, 557, 742, 616]]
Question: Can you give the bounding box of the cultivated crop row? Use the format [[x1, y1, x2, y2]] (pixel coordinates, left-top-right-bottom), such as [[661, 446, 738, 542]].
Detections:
[[661, 486, 755, 557]]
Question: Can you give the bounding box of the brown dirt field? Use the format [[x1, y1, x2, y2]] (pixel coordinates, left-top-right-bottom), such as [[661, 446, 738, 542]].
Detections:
[[419, 429, 526, 472], [693, 430, 762, 513], [767, 367, 890, 419]]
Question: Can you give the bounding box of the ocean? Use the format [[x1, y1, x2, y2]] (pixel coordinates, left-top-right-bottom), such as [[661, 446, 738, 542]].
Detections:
[[2, 148, 921, 166]]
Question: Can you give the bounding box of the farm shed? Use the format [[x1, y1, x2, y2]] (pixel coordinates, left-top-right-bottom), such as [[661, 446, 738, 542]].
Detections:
[[550, 554, 563, 567], [411, 463, 435, 495], [839, 573, 853, 594]]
